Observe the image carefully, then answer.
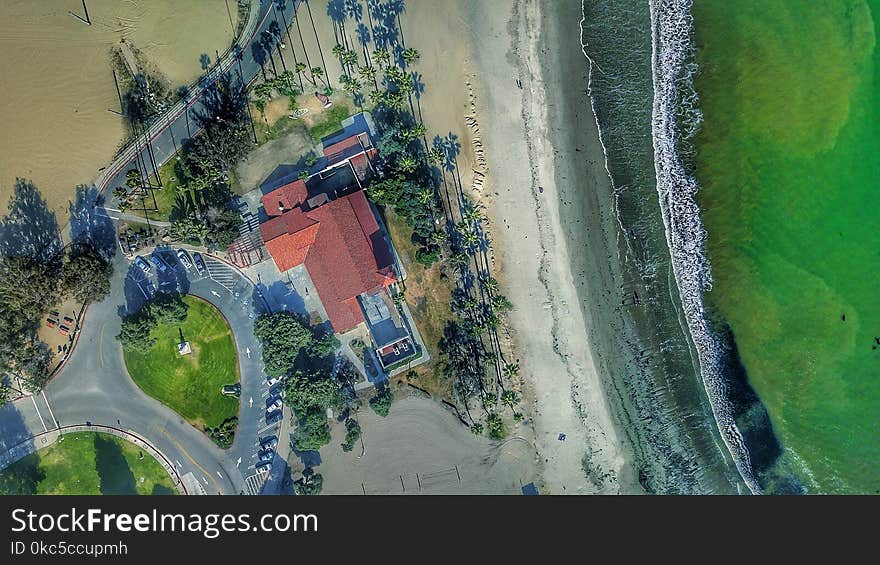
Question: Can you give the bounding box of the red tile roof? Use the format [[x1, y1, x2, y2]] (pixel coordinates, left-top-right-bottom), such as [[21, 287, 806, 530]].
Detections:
[[323, 135, 363, 161], [260, 190, 396, 333], [261, 180, 308, 217]]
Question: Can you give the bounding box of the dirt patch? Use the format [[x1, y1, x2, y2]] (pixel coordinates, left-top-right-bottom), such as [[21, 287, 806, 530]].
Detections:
[[36, 298, 83, 371], [317, 395, 538, 494]]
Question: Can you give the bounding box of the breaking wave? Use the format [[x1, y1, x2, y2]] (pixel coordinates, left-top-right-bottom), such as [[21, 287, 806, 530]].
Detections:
[[647, 0, 760, 493]]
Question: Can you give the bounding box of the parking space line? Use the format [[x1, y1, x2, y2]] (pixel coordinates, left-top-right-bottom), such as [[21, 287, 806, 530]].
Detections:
[[31, 395, 47, 432]]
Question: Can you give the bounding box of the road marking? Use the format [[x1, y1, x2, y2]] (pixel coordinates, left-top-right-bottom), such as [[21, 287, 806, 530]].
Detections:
[[257, 423, 277, 435], [211, 290, 221, 297], [161, 429, 224, 493], [29, 395, 48, 432], [217, 471, 223, 479], [248, 396, 253, 408], [202, 476, 209, 485], [176, 460, 182, 468], [236, 457, 242, 468], [246, 347, 251, 359], [41, 391, 58, 430], [98, 322, 107, 367]]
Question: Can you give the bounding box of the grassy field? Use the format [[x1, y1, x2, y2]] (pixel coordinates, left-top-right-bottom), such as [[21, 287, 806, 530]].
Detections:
[[125, 155, 184, 222], [382, 208, 454, 398], [0, 432, 176, 495], [123, 296, 240, 430]]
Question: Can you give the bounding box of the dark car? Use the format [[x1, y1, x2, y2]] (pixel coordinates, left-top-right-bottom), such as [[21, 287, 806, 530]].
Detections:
[[192, 252, 207, 276], [258, 449, 274, 463], [150, 255, 168, 273], [265, 410, 283, 425], [221, 383, 241, 397], [260, 436, 278, 451]]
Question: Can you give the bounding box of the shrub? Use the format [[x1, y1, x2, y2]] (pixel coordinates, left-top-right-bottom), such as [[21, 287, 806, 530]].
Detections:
[[369, 387, 393, 417]]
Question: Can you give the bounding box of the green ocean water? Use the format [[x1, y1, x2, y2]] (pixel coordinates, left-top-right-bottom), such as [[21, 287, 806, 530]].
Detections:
[[693, 0, 880, 493]]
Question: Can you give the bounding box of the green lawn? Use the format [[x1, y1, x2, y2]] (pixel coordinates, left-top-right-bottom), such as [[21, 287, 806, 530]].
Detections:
[[308, 102, 354, 142], [123, 296, 240, 431], [0, 432, 176, 495], [125, 155, 184, 223]]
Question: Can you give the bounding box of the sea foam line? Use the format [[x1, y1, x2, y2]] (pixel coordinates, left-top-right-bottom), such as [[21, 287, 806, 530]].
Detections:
[[647, 0, 760, 494]]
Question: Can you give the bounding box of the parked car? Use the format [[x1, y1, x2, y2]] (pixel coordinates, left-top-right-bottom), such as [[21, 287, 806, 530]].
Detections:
[[258, 449, 274, 463], [266, 375, 280, 387], [150, 255, 168, 273], [265, 410, 282, 425], [221, 384, 241, 397], [260, 436, 278, 451], [192, 252, 207, 276], [266, 397, 283, 413], [177, 249, 193, 269], [134, 256, 151, 274]]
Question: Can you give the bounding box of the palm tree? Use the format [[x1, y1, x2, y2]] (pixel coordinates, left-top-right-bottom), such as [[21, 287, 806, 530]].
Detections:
[[295, 62, 313, 87], [401, 47, 420, 65], [416, 186, 434, 206], [427, 147, 445, 167], [372, 47, 390, 69], [402, 123, 426, 142], [501, 390, 519, 410], [343, 49, 360, 71], [481, 276, 499, 295], [449, 252, 469, 274], [461, 230, 479, 252], [332, 43, 346, 74], [358, 65, 378, 91], [429, 230, 448, 247], [340, 75, 362, 97], [502, 362, 520, 379], [311, 66, 326, 87], [397, 155, 418, 173], [463, 204, 485, 225]]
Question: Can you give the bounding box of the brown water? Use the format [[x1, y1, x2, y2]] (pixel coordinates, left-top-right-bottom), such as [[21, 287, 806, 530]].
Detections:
[[0, 0, 239, 219]]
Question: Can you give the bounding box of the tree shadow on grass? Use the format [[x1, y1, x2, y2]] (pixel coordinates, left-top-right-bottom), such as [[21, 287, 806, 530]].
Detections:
[[0, 400, 46, 495], [0, 178, 59, 262], [150, 483, 176, 495], [94, 434, 138, 495]]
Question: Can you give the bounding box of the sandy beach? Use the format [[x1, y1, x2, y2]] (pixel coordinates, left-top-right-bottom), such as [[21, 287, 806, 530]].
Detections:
[[406, 0, 641, 493]]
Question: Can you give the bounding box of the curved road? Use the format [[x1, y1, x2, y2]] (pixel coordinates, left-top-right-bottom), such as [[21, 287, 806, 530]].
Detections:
[[1, 0, 305, 493], [43, 251, 275, 494]]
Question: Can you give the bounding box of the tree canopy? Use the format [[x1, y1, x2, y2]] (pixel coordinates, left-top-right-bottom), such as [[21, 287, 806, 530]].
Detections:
[[253, 312, 315, 377], [59, 243, 113, 305]]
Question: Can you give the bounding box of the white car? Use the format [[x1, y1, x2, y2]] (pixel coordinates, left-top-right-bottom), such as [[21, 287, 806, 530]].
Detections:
[[266, 375, 280, 387], [177, 249, 193, 269]]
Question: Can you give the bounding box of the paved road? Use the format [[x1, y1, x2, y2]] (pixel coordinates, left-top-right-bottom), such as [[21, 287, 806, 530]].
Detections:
[[95, 0, 299, 203]]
